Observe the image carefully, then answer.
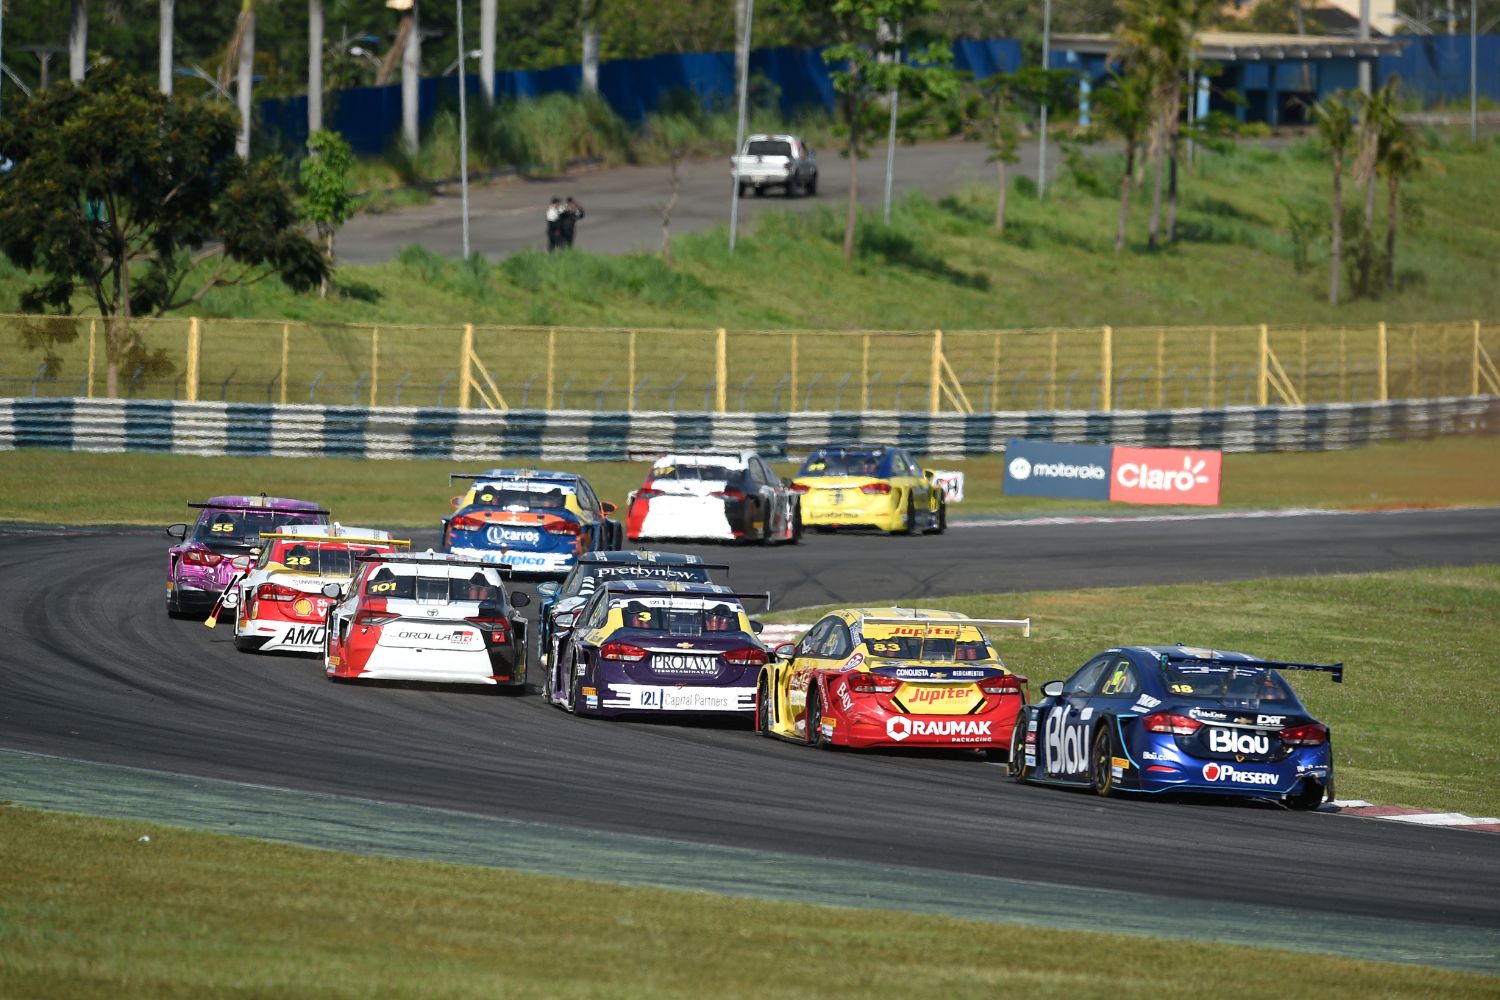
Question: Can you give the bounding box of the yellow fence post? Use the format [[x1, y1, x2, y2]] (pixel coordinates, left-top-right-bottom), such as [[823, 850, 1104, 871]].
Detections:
[[186, 317, 201, 402], [1047, 331, 1058, 410], [86, 320, 97, 399], [1100, 326, 1113, 412], [1378, 321, 1389, 401], [929, 330, 943, 414], [280, 325, 290, 405], [1475, 320, 1483, 396], [459, 324, 474, 410], [546, 329, 557, 410], [861, 333, 870, 410], [1257, 324, 1269, 407], [790, 333, 799, 412], [1207, 329, 1217, 408], [715, 328, 728, 413], [369, 328, 380, 407], [627, 331, 637, 411]]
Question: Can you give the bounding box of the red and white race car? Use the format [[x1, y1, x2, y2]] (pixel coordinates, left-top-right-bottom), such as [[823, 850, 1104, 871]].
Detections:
[[626, 451, 800, 544], [321, 551, 531, 688], [227, 525, 408, 654]]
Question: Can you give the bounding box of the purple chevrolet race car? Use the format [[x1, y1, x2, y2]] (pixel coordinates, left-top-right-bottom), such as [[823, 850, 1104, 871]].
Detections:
[[164, 495, 329, 618]]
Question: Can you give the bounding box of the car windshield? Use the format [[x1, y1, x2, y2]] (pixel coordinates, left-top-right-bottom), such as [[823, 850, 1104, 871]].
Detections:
[[364, 571, 500, 603], [1162, 663, 1296, 707], [747, 140, 792, 157], [617, 600, 741, 635], [193, 509, 321, 549], [565, 562, 713, 599], [652, 463, 736, 482], [798, 449, 888, 478], [267, 543, 385, 576], [469, 485, 570, 510]]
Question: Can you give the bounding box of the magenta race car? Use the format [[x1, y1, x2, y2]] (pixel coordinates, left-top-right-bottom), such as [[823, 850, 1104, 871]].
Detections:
[[165, 495, 329, 618]]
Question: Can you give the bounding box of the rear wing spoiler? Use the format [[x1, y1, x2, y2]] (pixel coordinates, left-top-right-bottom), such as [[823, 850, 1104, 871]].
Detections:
[[859, 616, 1032, 638], [189, 501, 330, 516], [602, 583, 773, 610], [1158, 653, 1344, 684], [355, 552, 511, 572], [581, 557, 732, 575], [259, 532, 412, 548]]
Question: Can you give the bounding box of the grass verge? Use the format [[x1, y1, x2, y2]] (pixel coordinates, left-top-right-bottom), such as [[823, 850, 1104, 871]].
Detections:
[[0, 804, 1494, 998], [771, 564, 1500, 818], [0, 435, 1495, 527]]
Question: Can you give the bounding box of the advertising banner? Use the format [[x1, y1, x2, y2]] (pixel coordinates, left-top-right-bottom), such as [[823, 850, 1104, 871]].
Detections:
[[1109, 447, 1223, 506], [1002, 439, 1113, 500]]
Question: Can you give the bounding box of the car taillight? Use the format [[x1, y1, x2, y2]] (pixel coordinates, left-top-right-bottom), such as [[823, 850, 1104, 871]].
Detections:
[[1279, 722, 1328, 746], [979, 675, 1025, 694], [712, 489, 746, 501], [545, 520, 581, 536], [255, 583, 300, 602], [599, 641, 647, 662], [860, 483, 892, 495], [789, 483, 810, 494], [848, 673, 900, 693], [184, 550, 224, 566], [355, 610, 399, 628], [451, 514, 486, 531], [722, 646, 766, 667], [635, 488, 663, 500], [466, 616, 510, 643], [1142, 711, 1203, 736]]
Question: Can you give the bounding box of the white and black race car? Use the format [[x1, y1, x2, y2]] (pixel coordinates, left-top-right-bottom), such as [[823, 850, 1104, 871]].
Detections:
[[625, 451, 800, 544]]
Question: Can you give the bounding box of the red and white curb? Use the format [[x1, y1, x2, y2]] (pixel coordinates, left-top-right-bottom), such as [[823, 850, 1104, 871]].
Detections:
[[1322, 800, 1500, 832]]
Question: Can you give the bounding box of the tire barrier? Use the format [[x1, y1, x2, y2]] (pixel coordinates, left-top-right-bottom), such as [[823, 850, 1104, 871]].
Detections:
[[0, 395, 1494, 462]]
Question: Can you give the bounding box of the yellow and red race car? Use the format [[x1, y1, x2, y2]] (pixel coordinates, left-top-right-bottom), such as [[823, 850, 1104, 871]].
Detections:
[[790, 445, 951, 534], [756, 609, 1030, 756]]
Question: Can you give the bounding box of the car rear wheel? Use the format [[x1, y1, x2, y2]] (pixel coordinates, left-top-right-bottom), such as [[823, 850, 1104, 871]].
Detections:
[[1090, 724, 1118, 797], [804, 687, 823, 747], [895, 495, 916, 536], [757, 679, 775, 736], [1285, 779, 1327, 811], [807, 173, 818, 196], [567, 656, 585, 715]]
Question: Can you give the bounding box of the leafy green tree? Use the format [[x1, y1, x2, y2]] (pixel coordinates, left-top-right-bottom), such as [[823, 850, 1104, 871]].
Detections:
[[964, 67, 1065, 236], [641, 113, 699, 267], [1312, 89, 1356, 305], [1380, 118, 1422, 293], [0, 69, 326, 395], [299, 129, 358, 297], [1093, 67, 1154, 252]]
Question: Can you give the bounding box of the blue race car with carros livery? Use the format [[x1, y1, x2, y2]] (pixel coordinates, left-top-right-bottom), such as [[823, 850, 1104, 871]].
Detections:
[[441, 469, 622, 576], [1010, 645, 1342, 810]]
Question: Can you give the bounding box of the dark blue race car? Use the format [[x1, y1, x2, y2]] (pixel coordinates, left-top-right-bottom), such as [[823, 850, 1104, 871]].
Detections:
[[440, 469, 622, 576], [1010, 645, 1343, 810]]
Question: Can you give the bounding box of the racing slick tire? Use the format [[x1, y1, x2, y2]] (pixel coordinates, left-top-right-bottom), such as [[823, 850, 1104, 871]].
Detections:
[[807, 173, 818, 196], [788, 506, 803, 545], [804, 687, 823, 747], [925, 495, 947, 535], [894, 495, 917, 536], [786, 175, 802, 197], [1007, 720, 1032, 782], [757, 679, 776, 736], [737, 182, 748, 198], [1090, 723, 1119, 797], [1284, 779, 1327, 811], [232, 633, 267, 653], [567, 655, 590, 715]]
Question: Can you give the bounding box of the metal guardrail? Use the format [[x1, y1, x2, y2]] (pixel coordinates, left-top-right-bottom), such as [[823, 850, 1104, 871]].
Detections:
[[1, 395, 1493, 461], [4, 315, 1497, 415]]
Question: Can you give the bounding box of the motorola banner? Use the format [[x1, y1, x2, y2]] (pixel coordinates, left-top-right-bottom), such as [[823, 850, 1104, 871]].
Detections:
[[1004, 439, 1223, 506], [1002, 439, 1114, 500]]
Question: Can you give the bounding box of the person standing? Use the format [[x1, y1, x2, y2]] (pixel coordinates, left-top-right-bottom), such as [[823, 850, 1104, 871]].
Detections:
[[545, 198, 564, 252], [560, 196, 585, 249]]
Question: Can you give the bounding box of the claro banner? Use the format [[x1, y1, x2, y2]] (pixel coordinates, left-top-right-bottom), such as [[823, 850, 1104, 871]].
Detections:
[[1003, 439, 1223, 506]]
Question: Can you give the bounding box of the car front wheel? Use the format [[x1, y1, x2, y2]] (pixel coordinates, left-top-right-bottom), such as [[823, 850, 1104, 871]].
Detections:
[[1007, 720, 1032, 781]]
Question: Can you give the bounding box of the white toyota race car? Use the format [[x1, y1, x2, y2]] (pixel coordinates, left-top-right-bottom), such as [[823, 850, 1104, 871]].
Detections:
[[227, 525, 408, 654], [625, 451, 801, 544]]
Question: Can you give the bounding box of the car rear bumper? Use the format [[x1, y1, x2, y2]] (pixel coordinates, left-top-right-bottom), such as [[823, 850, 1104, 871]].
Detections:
[[447, 545, 575, 576], [592, 682, 756, 715]]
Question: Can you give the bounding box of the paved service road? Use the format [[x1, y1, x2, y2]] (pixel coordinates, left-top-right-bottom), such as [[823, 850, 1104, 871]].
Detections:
[[337, 138, 1050, 264], [3, 507, 1499, 962]]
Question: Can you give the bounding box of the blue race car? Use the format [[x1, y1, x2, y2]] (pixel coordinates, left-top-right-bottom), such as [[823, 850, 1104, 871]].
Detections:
[[1010, 645, 1343, 810], [440, 469, 623, 576]]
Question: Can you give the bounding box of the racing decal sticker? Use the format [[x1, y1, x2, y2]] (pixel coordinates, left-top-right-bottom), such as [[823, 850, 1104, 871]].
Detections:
[[1131, 694, 1162, 713], [1208, 729, 1271, 755], [884, 717, 993, 743], [842, 652, 865, 670], [1043, 707, 1091, 774], [1201, 762, 1279, 786], [486, 526, 542, 545]]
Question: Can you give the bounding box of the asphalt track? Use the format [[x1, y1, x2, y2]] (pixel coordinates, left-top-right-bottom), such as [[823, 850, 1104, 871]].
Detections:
[[2, 508, 1499, 970]]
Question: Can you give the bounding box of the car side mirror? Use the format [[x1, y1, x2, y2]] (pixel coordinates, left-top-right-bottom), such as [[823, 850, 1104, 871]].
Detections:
[[166, 523, 187, 540], [923, 468, 937, 479], [510, 591, 532, 608], [774, 641, 797, 660], [321, 583, 342, 599], [749, 620, 764, 634], [1042, 680, 1065, 698], [536, 581, 559, 598], [601, 501, 617, 515]]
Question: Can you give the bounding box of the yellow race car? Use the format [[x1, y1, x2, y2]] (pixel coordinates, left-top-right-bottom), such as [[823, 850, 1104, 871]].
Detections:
[[756, 608, 1030, 755], [790, 445, 946, 534]]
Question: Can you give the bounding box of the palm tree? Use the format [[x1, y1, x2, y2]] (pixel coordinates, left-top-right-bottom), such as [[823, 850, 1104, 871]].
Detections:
[[1380, 119, 1422, 292], [69, 0, 88, 81], [581, 0, 601, 93], [479, 0, 497, 104], [375, 0, 419, 152], [1094, 67, 1153, 252], [1353, 78, 1397, 240], [221, 0, 257, 158], [308, 0, 324, 133], [159, 0, 174, 95], [1312, 91, 1356, 306]]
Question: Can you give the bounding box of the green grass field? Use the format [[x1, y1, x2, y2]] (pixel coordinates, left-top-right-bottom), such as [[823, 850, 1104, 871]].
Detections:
[[771, 565, 1500, 818], [0, 435, 1495, 526], [1, 803, 1495, 999]]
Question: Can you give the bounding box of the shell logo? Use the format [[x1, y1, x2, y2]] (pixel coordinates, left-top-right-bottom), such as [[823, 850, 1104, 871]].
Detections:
[[292, 597, 313, 616]]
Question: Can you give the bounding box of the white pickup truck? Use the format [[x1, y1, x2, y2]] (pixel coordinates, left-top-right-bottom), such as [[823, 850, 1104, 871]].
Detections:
[[731, 134, 819, 198]]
